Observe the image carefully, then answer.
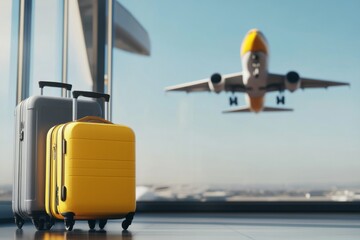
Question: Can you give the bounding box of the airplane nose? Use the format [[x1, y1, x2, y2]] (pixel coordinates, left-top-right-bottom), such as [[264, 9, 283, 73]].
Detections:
[[241, 29, 268, 56]]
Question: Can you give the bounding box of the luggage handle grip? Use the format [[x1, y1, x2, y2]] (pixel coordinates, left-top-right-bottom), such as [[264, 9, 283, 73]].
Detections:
[[76, 116, 113, 124], [72, 91, 110, 102], [38, 81, 72, 97], [72, 91, 110, 121]]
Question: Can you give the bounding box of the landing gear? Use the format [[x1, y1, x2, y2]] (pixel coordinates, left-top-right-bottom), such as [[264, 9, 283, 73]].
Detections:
[[229, 96, 238, 106], [251, 53, 260, 78], [276, 92, 285, 105], [253, 68, 260, 78]]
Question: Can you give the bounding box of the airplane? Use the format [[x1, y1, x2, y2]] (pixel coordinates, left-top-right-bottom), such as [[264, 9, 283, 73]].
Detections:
[[164, 29, 349, 113]]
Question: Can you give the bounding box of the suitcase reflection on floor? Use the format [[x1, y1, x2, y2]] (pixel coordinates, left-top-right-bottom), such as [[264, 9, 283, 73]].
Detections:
[[14, 225, 133, 240]]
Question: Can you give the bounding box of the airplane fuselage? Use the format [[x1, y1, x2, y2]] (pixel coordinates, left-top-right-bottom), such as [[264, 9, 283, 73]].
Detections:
[[241, 29, 269, 112], [165, 29, 349, 113]]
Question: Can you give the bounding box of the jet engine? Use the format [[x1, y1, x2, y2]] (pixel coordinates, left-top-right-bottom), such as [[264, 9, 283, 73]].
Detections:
[[209, 73, 225, 93], [285, 71, 301, 92]]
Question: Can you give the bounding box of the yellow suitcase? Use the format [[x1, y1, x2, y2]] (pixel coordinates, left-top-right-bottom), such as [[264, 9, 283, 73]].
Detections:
[[45, 91, 136, 231]]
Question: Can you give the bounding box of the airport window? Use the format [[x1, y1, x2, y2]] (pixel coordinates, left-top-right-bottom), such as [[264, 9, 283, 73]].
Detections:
[[114, 0, 360, 204], [1, 0, 360, 222], [0, 0, 17, 204], [0, 0, 94, 220]]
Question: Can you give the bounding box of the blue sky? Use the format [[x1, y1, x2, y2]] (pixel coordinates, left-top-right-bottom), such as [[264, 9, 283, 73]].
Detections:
[[114, 0, 360, 187], [0, 0, 359, 188]]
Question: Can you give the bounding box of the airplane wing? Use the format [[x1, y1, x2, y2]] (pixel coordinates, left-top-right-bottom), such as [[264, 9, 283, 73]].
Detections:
[[165, 72, 245, 93], [165, 79, 210, 92], [223, 106, 293, 113], [266, 73, 349, 92]]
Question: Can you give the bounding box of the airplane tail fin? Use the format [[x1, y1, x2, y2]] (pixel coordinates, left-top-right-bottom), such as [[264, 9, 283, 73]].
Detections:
[[222, 106, 293, 113]]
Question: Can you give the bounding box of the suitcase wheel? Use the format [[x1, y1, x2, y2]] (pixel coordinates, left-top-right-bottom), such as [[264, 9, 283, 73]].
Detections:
[[122, 219, 131, 230], [88, 220, 96, 230], [63, 213, 75, 231], [122, 212, 135, 230], [44, 218, 55, 230], [99, 219, 107, 230], [32, 217, 45, 231], [64, 219, 75, 231], [14, 215, 24, 229]]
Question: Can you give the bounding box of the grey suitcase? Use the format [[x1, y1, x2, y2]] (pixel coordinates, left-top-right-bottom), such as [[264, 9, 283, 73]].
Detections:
[[12, 81, 102, 230]]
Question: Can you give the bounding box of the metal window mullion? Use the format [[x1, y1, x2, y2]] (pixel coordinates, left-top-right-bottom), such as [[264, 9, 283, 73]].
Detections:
[[16, 0, 32, 104], [61, 0, 69, 98], [107, 0, 114, 121]]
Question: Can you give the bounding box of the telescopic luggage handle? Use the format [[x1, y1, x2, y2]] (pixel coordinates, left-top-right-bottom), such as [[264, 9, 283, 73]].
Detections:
[[38, 81, 72, 97], [72, 91, 110, 121]]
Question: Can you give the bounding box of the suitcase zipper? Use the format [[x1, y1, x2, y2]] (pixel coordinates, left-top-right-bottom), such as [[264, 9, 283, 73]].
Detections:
[[61, 139, 67, 201], [53, 129, 60, 212], [19, 127, 24, 141], [16, 101, 25, 218], [47, 126, 60, 215], [62, 139, 67, 155], [60, 123, 70, 202], [53, 145, 57, 161]]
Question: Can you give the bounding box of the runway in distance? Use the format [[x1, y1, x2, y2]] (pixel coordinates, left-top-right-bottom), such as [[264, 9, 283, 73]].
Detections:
[[165, 29, 349, 113]]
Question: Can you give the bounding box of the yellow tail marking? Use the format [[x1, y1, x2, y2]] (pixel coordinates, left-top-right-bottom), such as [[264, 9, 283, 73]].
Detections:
[[249, 96, 264, 113]]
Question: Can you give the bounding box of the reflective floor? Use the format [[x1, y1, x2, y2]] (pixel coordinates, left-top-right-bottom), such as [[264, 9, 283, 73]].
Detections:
[[1, 213, 360, 240]]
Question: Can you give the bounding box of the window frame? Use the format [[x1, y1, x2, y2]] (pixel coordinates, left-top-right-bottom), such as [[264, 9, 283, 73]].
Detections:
[[2, 200, 360, 223]]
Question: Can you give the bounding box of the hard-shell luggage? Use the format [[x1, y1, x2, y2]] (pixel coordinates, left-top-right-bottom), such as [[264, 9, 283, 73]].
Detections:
[[13, 82, 102, 230], [45, 91, 136, 231]]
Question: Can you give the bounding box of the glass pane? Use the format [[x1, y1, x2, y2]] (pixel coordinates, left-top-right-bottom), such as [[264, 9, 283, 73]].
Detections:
[[28, 0, 62, 97], [67, 0, 93, 91], [115, 0, 360, 202], [0, 0, 18, 202], [30, 0, 92, 97], [0, 0, 94, 214]]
